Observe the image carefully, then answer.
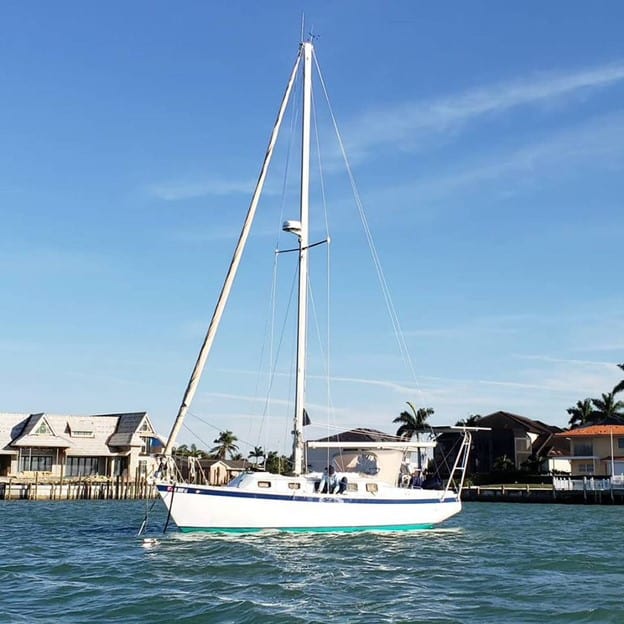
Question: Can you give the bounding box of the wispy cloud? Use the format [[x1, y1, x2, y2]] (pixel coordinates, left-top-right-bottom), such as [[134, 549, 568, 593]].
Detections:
[[147, 177, 256, 201], [363, 110, 624, 210], [345, 61, 624, 159]]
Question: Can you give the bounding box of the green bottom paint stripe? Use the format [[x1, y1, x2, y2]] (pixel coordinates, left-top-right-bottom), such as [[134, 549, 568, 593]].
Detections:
[[178, 523, 435, 534]]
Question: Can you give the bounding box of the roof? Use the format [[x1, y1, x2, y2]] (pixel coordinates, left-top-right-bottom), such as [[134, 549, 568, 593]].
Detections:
[[0, 412, 36, 453], [478, 411, 563, 435], [556, 425, 624, 438], [8, 414, 72, 448], [107, 412, 151, 447], [312, 428, 397, 444], [0, 411, 159, 456]]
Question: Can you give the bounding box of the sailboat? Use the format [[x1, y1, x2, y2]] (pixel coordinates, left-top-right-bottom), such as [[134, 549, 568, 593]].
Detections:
[[155, 40, 474, 533]]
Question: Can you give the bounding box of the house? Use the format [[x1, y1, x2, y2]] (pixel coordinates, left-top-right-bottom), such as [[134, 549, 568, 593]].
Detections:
[[0, 411, 163, 480], [436, 411, 568, 476], [554, 420, 624, 476]]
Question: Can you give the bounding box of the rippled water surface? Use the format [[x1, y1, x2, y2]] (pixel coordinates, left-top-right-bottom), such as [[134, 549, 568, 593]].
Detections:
[[1, 500, 622, 623]]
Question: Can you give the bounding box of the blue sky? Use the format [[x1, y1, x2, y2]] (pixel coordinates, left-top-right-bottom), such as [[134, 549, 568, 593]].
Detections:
[[2, 2, 623, 456]]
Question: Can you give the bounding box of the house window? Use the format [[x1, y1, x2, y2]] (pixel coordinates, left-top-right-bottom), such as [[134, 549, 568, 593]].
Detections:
[[20, 455, 52, 472], [140, 437, 161, 456], [65, 457, 100, 477], [71, 430, 94, 438], [577, 463, 594, 474], [573, 443, 593, 457], [35, 421, 51, 435]]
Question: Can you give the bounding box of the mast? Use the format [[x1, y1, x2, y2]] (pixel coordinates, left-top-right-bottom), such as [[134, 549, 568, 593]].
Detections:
[[163, 50, 302, 456], [292, 41, 313, 475]]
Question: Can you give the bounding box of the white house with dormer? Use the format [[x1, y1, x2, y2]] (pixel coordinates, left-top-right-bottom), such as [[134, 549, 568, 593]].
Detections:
[[0, 412, 164, 480]]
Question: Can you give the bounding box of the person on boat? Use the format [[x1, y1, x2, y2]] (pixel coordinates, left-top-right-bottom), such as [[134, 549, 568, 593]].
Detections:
[[318, 466, 339, 494], [410, 469, 423, 489]]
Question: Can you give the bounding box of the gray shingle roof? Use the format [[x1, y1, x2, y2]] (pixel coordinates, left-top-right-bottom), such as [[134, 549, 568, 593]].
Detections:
[[1, 411, 157, 457]]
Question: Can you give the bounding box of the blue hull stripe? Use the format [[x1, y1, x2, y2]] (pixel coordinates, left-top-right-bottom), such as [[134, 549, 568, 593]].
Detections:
[[178, 524, 435, 534], [156, 483, 458, 505]]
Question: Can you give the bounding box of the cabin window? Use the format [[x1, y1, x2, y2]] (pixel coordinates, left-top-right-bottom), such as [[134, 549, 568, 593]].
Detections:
[[257, 481, 271, 488], [20, 455, 53, 472], [365, 483, 378, 493], [288, 482, 301, 490], [355, 453, 380, 475]]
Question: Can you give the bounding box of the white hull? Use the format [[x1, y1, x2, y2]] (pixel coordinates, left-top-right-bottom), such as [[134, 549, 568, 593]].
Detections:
[[156, 473, 461, 533]]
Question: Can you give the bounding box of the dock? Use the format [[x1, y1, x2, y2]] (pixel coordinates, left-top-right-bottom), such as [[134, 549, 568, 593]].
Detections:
[[0, 476, 157, 501], [463, 476, 624, 505]]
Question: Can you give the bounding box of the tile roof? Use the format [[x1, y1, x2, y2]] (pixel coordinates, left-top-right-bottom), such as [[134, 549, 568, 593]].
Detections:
[[556, 425, 624, 437]]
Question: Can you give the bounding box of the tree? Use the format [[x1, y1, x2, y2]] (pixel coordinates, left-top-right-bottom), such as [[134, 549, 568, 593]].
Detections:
[[613, 363, 624, 396], [492, 454, 515, 472], [248, 446, 265, 468], [264, 451, 292, 475], [393, 402, 434, 440], [210, 430, 239, 460], [592, 392, 624, 421], [455, 414, 482, 427], [174, 443, 206, 457], [567, 398, 595, 428], [393, 402, 434, 470]]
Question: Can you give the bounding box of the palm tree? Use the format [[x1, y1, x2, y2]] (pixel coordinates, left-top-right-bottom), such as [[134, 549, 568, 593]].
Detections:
[[592, 392, 624, 421], [613, 363, 624, 395], [567, 398, 595, 428], [393, 402, 434, 440], [248, 446, 265, 468], [210, 430, 239, 460], [175, 443, 190, 456], [455, 414, 482, 427], [264, 451, 292, 475], [393, 402, 434, 470], [174, 443, 206, 457]]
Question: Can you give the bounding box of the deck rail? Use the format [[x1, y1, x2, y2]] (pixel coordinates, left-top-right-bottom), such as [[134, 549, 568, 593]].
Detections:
[[553, 476, 620, 491]]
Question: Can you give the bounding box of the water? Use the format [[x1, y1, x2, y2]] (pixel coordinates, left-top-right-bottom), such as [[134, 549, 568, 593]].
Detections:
[[1, 500, 622, 623]]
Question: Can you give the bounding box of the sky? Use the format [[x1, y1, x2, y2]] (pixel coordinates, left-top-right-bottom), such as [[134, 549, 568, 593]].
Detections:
[[1, 1, 623, 457]]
